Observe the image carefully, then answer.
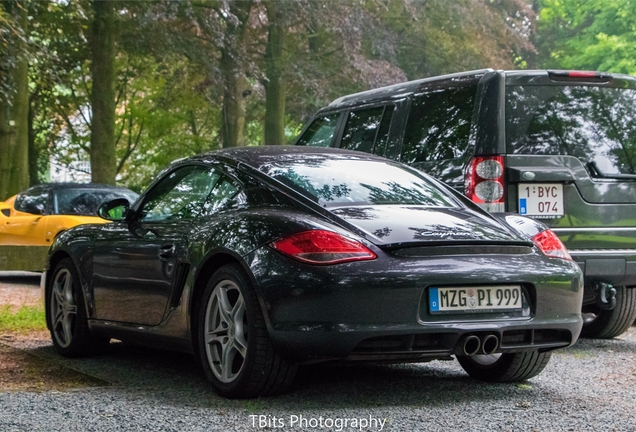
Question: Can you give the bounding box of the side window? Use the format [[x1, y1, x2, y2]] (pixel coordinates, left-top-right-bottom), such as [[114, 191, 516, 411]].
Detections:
[[340, 107, 384, 153], [140, 165, 237, 222], [296, 114, 340, 147], [374, 105, 395, 157], [205, 179, 239, 214], [14, 188, 49, 215], [401, 85, 477, 164]]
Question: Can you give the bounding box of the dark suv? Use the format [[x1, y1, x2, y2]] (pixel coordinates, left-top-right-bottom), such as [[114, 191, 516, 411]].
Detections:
[[295, 69, 636, 339]]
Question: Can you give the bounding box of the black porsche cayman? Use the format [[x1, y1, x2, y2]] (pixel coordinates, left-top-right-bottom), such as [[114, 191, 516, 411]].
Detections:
[[44, 146, 583, 398]]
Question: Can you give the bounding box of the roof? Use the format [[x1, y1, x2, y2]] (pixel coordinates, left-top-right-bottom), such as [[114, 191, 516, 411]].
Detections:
[[22, 183, 136, 195], [326, 69, 494, 109], [320, 68, 636, 113], [192, 145, 388, 169]]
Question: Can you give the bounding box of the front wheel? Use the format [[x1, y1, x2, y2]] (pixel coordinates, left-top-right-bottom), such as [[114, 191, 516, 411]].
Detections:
[[457, 351, 552, 382], [580, 286, 636, 339], [197, 264, 297, 398], [47, 258, 109, 357]]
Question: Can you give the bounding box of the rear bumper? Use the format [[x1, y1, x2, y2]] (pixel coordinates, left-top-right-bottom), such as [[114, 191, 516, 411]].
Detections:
[[248, 247, 584, 363], [268, 317, 582, 363], [569, 250, 636, 287]]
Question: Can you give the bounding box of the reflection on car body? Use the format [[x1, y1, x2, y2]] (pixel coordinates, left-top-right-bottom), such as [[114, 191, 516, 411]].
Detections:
[[296, 69, 636, 339], [44, 147, 583, 398], [0, 183, 138, 271]]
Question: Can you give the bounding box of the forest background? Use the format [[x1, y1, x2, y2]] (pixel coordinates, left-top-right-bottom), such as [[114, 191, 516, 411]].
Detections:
[[0, 0, 634, 197]]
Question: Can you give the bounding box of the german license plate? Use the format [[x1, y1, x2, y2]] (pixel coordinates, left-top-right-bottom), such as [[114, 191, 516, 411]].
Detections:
[[429, 286, 522, 313], [518, 183, 564, 217]]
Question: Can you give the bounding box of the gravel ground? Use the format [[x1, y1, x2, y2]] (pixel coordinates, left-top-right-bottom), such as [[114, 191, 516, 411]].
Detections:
[[0, 272, 41, 311], [1, 274, 636, 431]]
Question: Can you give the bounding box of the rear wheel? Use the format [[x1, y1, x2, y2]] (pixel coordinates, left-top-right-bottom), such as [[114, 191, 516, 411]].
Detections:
[[580, 286, 636, 339], [47, 258, 109, 357], [457, 351, 552, 382], [198, 264, 297, 398]]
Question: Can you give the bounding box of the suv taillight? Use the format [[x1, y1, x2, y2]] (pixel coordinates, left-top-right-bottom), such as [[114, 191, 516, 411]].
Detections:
[[465, 155, 505, 212]]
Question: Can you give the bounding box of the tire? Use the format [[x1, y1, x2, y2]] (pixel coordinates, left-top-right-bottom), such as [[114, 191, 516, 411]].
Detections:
[[457, 351, 552, 382], [580, 286, 636, 339], [197, 264, 297, 398], [47, 258, 109, 357]]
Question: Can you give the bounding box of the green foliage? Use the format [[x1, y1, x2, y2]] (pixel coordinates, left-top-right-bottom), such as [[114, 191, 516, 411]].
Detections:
[[0, 305, 46, 333], [537, 0, 636, 73], [376, 0, 536, 79], [114, 53, 223, 191], [6, 0, 543, 192]]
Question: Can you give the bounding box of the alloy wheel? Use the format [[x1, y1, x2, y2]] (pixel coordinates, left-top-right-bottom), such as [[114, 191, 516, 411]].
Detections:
[[50, 268, 77, 348], [203, 280, 248, 383]]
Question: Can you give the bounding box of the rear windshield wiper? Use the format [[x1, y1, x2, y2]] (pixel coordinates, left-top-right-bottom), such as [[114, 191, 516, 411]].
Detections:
[[587, 161, 636, 180]]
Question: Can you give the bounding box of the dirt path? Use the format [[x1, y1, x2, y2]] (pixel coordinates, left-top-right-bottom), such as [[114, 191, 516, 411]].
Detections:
[[0, 272, 107, 392], [0, 272, 42, 312]]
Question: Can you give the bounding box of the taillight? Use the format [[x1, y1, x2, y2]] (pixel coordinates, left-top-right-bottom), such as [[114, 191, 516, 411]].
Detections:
[[465, 155, 505, 212], [532, 229, 572, 260], [547, 70, 611, 83], [270, 230, 377, 265]]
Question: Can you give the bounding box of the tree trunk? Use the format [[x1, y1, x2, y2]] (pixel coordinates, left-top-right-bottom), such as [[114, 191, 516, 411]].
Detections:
[[0, 98, 12, 200], [220, 48, 248, 148], [0, 2, 29, 200], [90, 0, 117, 185], [263, 1, 287, 145], [28, 100, 38, 185]]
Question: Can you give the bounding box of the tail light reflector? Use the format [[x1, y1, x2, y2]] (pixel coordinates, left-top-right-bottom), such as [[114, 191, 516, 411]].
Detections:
[[532, 229, 572, 260], [270, 230, 377, 265], [548, 70, 611, 83], [465, 155, 505, 212]]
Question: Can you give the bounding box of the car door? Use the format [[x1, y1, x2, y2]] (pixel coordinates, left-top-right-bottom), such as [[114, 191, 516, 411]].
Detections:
[[91, 164, 226, 325], [399, 84, 479, 190], [0, 187, 50, 246], [503, 76, 636, 286]]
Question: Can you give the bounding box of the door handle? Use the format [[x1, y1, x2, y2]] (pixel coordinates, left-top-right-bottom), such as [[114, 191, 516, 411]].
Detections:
[[159, 244, 175, 259]]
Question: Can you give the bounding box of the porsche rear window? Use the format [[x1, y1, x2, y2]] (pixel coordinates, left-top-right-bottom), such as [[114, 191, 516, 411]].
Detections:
[[260, 157, 457, 208]]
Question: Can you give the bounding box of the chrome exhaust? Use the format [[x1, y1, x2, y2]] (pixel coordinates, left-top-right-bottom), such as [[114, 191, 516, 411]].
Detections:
[[481, 334, 499, 354], [462, 335, 481, 356]]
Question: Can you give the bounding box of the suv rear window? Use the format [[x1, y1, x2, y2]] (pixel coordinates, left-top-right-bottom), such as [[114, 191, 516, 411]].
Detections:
[[505, 85, 636, 176]]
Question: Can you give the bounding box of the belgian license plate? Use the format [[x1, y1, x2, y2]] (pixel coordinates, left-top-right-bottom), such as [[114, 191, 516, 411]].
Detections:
[[518, 183, 564, 217], [429, 286, 522, 313]]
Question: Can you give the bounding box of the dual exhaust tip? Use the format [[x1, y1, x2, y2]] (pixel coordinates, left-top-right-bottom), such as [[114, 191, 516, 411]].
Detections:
[[461, 334, 499, 356]]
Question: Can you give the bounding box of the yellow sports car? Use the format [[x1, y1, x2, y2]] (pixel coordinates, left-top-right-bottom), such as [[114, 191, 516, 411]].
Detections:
[[0, 183, 138, 271]]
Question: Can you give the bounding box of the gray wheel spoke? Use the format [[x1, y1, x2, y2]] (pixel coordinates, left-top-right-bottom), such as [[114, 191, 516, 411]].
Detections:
[[61, 313, 73, 343], [216, 288, 233, 324], [63, 274, 73, 303], [233, 333, 247, 359], [204, 325, 226, 346], [53, 309, 64, 329], [221, 340, 235, 381], [54, 285, 65, 306], [231, 296, 244, 322]]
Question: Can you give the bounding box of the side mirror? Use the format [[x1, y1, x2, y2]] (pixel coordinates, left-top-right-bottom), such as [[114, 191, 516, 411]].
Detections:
[[98, 198, 130, 221]]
